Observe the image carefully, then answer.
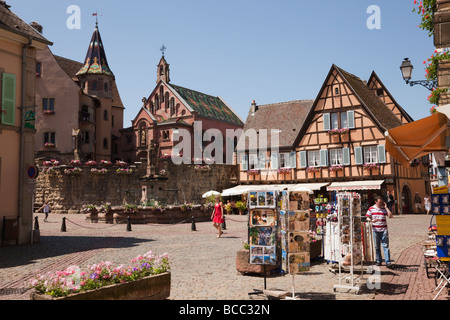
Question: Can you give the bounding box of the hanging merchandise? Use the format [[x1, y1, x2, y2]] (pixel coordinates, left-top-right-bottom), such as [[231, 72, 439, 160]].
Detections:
[[333, 192, 364, 294], [280, 191, 311, 274], [248, 191, 278, 266], [324, 201, 339, 262]]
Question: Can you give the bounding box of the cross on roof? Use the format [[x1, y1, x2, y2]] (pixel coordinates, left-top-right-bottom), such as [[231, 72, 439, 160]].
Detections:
[[160, 45, 167, 56]]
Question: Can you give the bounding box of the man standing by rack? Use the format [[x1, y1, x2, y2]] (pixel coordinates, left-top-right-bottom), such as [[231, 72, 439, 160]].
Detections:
[[366, 196, 394, 268]]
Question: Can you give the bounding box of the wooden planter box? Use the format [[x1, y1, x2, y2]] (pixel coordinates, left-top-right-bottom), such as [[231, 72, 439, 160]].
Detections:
[[30, 272, 171, 300]]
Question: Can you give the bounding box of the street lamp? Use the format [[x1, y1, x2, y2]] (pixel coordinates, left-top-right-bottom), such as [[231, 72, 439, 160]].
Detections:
[[400, 58, 436, 91]]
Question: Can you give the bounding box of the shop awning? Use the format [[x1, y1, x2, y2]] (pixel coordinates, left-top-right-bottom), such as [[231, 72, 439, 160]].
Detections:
[[287, 183, 330, 194], [221, 184, 296, 196], [327, 180, 384, 191], [385, 112, 449, 167]]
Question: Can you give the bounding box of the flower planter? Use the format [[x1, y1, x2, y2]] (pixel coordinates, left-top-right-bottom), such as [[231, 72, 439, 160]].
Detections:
[[30, 272, 171, 300]]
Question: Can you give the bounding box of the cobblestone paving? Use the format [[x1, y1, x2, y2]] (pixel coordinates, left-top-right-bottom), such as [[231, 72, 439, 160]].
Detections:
[[0, 213, 446, 300]]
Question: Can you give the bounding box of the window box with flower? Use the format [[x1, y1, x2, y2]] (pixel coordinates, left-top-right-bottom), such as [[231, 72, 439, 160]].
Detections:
[[115, 160, 128, 168], [247, 169, 260, 175], [43, 159, 60, 167], [70, 159, 82, 167], [100, 160, 112, 167], [362, 163, 380, 170], [328, 128, 349, 135], [64, 167, 82, 176], [44, 142, 56, 148], [43, 110, 54, 115], [306, 166, 321, 173], [85, 160, 97, 167], [116, 168, 133, 175], [277, 168, 291, 174], [328, 165, 344, 172], [91, 168, 108, 175]]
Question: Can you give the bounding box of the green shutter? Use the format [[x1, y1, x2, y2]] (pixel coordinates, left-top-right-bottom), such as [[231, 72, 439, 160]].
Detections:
[[241, 154, 248, 171], [323, 113, 331, 131], [355, 147, 363, 165], [347, 110, 355, 129], [299, 151, 307, 168], [343, 148, 351, 165], [271, 152, 279, 170], [320, 149, 329, 167], [1, 73, 16, 126], [289, 151, 297, 168], [378, 145, 386, 163]]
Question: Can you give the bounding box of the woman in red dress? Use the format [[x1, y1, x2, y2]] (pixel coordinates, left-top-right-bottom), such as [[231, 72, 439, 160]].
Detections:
[[211, 195, 224, 238]]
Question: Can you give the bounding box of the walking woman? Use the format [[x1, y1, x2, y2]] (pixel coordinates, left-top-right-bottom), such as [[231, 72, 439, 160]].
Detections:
[[211, 195, 224, 238], [38, 202, 50, 222]]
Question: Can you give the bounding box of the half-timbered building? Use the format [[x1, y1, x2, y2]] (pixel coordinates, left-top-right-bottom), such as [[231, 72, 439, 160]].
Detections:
[[237, 64, 431, 213]]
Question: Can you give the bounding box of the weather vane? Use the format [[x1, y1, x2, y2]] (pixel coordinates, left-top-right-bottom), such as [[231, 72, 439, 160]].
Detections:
[[92, 11, 102, 27], [160, 45, 167, 56]]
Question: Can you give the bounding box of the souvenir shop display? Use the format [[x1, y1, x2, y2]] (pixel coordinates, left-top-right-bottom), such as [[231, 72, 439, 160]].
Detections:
[[324, 201, 340, 263], [279, 190, 311, 299], [247, 190, 279, 298], [333, 192, 364, 294], [432, 193, 450, 262]]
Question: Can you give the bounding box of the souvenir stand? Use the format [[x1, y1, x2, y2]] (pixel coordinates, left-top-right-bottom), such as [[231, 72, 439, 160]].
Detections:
[[247, 190, 278, 298], [280, 190, 312, 299], [430, 192, 450, 300], [333, 192, 364, 294]]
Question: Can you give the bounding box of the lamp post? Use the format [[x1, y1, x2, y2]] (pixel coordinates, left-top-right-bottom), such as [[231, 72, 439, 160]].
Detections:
[[400, 58, 437, 91]]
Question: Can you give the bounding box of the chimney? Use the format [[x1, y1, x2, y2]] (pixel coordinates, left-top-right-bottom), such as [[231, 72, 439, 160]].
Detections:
[[0, 1, 11, 9], [251, 100, 258, 114], [30, 21, 43, 34]]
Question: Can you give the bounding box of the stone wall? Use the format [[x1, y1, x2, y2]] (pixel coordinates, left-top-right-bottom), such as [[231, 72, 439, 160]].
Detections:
[[35, 160, 238, 214]]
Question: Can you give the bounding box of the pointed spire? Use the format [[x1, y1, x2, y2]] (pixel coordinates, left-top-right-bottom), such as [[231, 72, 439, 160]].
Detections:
[[76, 23, 114, 77]]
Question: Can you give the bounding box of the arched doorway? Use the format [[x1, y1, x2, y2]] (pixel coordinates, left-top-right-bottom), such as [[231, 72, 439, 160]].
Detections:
[[402, 185, 411, 214]]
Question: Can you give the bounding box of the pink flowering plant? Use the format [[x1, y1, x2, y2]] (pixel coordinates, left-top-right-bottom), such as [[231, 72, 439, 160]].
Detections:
[[28, 251, 170, 297], [328, 128, 349, 135]]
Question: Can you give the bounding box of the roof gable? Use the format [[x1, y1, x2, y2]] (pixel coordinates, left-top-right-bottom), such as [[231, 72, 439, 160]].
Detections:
[[333, 65, 403, 131], [367, 71, 414, 124]]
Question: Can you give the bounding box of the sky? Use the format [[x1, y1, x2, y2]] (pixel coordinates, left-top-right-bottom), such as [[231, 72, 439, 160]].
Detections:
[[6, 0, 437, 127]]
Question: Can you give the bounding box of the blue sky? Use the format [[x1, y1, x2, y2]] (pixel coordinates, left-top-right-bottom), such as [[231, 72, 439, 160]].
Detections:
[[7, 0, 436, 127]]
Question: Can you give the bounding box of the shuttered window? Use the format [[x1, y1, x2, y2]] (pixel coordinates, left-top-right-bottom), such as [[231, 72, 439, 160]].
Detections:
[[320, 149, 329, 167], [354, 147, 363, 165], [1, 73, 16, 126], [299, 151, 307, 168], [378, 145, 386, 163], [289, 151, 297, 169], [271, 152, 279, 170], [323, 113, 331, 131]]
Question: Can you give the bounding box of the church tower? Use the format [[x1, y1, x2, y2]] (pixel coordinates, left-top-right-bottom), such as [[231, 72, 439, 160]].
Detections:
[[157, 55, 170, 83]]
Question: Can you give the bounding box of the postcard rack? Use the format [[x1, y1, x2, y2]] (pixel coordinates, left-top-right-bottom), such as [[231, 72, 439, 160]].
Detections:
[[333, 192, 364, 294]]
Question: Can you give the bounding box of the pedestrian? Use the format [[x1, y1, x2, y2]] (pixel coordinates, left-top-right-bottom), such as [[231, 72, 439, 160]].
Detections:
[[211, 195, 224, 238], [366, 196, 394, 268], [386, 191, 395, 214], [414, 192, 422, 214], [423, 193, 431, 215], [38, 202, 50, 222]]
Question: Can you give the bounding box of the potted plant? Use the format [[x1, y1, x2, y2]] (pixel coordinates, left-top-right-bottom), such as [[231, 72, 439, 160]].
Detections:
[[235, 201, 247, 215]]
